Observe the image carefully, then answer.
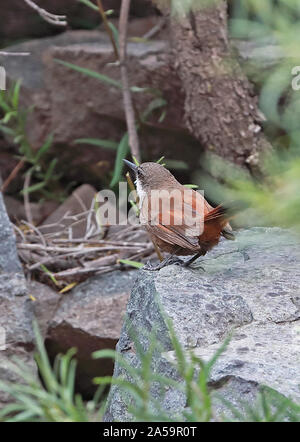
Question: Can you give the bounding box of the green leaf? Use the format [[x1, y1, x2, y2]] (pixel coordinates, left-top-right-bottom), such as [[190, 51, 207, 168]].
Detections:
[[0, 93, 11, 113], [142, 97, 167, 122], [13, 134, 24, 144], [110, 133, 130, 187], [21, 181, 45, 195], [74, 138, 118, 150], [44, 158, 58, 182], [164, 159, 188, 170], [34, 134, 53, 164], [132, 156, 140, 166], [108, 22, 119, 48], [55, 59, 123, 89], [156, 156, 165, 164], [77, 0, 98, 11], [184, 184, 199, 189], [12, 79, 22, 109], [118, 259, 144, 269], [40, 264, 59, 286], [2, 110, 17, 124]]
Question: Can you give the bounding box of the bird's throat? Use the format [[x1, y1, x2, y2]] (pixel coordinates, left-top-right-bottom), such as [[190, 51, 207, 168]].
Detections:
[[135, 177, 147, 209]]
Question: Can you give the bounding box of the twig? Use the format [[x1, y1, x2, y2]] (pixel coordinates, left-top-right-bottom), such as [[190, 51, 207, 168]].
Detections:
[[0, 52, 30, 57], [13, 224, 26, 242], [1, 158, 25, 193], [53, 265, 119, 281], [23, 171, 33, 225], [119, 0, 141, 163], [18, 243, 146, 253], [142, 17, 167, 40], [14, 207, 155, 284], [96, 0, 119, 60], [23, 0, 67, 26], [52, 238, 148, 247], [21, 221, 47, 247]]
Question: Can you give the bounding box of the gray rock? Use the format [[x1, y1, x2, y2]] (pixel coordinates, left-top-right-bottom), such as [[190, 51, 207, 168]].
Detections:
[[0, 192, 23, 275], [40, 184, 97, 237], [28, 281, 61, 338], [105, 227, 300, 421], [0, 192, 32, 342], [47, 269, 137, 398], [0, 192, 36, 406], [1, 30, 199, 186], [0, 1, 156, 43]]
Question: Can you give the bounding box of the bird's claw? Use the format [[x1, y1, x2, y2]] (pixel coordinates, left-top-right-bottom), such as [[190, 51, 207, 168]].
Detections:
[[143, 256, 184, 271]]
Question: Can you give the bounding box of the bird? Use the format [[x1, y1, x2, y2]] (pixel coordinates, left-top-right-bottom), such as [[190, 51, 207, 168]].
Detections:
[[123, 159, 235, 270]]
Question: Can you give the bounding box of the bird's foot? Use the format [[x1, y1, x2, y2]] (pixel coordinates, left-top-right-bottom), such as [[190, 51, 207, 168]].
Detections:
[[143, 256, 184, 271]]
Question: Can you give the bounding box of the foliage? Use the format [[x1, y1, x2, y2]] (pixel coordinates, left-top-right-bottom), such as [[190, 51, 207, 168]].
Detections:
[[0, 322, 104, 422], [118, 258, 144, 269], [219, 0, 300, 232], [1, 320, 298, 422], [0, 81, 63, 200]]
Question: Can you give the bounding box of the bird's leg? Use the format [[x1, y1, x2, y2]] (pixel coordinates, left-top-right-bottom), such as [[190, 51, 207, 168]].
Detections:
[[144, 249, 184, 271], [182, 252, 203, 268]]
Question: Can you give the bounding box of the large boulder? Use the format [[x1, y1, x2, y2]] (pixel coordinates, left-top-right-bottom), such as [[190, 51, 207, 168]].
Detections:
[[0, 1, 156, 43], [1, 29, 199, 186], [104, 227, 300, 421], [0, 191, 35, 405], [0, 190, 62, 406]]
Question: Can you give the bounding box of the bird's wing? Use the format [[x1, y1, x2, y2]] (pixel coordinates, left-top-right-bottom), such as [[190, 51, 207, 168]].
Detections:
[[142, 188, 205, 251]]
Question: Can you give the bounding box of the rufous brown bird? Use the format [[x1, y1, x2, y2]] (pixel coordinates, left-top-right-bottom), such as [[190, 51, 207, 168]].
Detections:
[[124, 160, 234, 270]]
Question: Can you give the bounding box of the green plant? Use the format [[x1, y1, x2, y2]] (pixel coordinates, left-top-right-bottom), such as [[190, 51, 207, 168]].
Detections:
[[0, 319, 298, 422], [0, 81, 63, 200], [218, 386, 300, 422], [93, 317, 300, 422], [211, 0, 300, 233], [0, 322, 104, 422]]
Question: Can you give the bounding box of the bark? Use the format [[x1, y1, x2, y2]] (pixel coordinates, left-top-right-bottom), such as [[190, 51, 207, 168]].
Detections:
[[165, 1, 271, 174]]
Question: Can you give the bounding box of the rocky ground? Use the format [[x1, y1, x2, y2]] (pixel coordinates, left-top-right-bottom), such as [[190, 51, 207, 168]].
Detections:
[[0, 188, 137, 405], [1, 180, 300, 417], [104, 227, 300, 421]]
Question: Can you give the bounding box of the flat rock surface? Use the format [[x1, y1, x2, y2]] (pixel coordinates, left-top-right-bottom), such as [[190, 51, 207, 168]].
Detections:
[[105, 227, 300, 421]]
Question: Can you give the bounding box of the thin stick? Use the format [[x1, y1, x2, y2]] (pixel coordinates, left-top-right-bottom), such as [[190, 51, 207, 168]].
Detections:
[[0, 52, 30, 57], [96, 0, 119, 60], [119, 0, 141, 164], [142, 17, 166, 40], [21, 221, 47, 247], [23, 0, 67, 26], [17, 243, 145, 253], [1, 158, 25, 193], [23, 171, 33, 225], [52, 238, 148, 247]]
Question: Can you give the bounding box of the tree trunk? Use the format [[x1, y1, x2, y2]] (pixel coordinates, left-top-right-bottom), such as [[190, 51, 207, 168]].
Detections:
[[165, 0, 271, 175]]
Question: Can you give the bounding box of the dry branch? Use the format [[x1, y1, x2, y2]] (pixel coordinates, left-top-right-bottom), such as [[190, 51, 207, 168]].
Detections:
[[23, 0, 67, 26], [119, 0, 141, 163], [14, 208, 155, 286], [96, 0, 119, 60], [0, 52, 30, 57], [23, 171, 33, 225], [1, 158, 25, 193]]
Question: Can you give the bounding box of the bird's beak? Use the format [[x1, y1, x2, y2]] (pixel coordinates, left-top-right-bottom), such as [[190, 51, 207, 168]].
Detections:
[[123, 159, 138, 174]]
